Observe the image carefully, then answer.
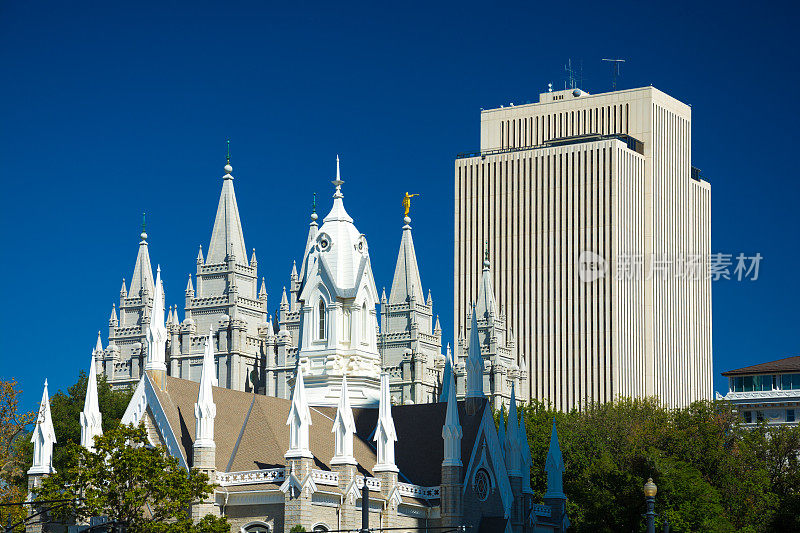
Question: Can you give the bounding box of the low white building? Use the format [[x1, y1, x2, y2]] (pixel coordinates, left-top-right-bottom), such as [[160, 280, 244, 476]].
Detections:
[[718, 356, 800, 426]]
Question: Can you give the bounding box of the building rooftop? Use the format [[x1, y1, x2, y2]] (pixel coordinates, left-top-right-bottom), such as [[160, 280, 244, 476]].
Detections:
[[721, 355, 800, 376]]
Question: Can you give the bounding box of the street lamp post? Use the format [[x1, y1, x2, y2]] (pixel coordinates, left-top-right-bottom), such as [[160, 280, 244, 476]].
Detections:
[[643, 477, 657, 533]]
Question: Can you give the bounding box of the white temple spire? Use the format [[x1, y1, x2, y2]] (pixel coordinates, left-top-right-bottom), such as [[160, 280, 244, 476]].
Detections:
[[299, 195, 319, 281], [441, 366, 462, 466], [145, 265, 167, 372], [285, 367, 313, 459], [207, 161, 247, 265], [194, 326, 217, 448], [544, 420, 565, 498], [331, 375, 357, 465], [93, 331, 103, 355], [389, 212, 424, 304], [129, 217, 155, 297], [439, 343, 453, 402], [475, 254, 497, 319], [466, 303, 484, 398], [373, 373, 398, 472], [29, 380, 56, 475], [80, 352, 103, 451]]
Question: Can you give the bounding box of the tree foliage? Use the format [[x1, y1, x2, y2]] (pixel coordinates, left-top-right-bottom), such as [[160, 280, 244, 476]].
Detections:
[[36, 423, 228, 532], [0, 379, 35, 531], [510, 398, 800, 533]]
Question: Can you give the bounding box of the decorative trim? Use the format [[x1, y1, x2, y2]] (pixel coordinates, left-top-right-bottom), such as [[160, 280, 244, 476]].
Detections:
[[217, 468, 286, 487], [725, 390, 800, 401]]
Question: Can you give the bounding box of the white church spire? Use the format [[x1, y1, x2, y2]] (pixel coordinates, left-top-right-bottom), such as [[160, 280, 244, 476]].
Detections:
[[331, 375, 356, 465], [373, 373, 398, 472], [544, 420, 565, 498], [299, 194, 319, 282], [466, 304, 484, 399], [145, 265, 167, 372], [194, 326, 217, 448], [475, 252, 497, 319], [504, 383, 522, 476], [93, 331, 103, 355], [206, 159, 247, 265], [389, 211, 424, 304], [285, 367, 313, 459], [80, 352, 103, 451], [129, 214, 154, 297], [439, 343, 454, 402], [441, 366, 462, 466], [29, 380, 56, 475]]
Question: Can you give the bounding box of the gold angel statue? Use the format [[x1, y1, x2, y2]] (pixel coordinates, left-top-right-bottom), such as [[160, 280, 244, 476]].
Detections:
[[402, 192, 420, 216]]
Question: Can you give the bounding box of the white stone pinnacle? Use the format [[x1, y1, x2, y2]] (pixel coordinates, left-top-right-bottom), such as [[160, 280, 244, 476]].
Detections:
[[442, 366, 462, 467], [373, 373, 398, 472], [194, 326, 217, 448], [145, 265, 167, 372], [80, 352, 103, 451], [331, 375, 357, 465], [285, 366, 313, 459], [29, 379, 56, 475], [466, 303, 484, 399]]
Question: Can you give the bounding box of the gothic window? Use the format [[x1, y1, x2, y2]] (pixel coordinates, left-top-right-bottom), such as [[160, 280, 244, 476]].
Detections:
[[312, 525, 329, 532], [244, 523, 270, 533], [361, 302, 367, 341], [474, 469, 490, 501], [318, 299, 326, 340]]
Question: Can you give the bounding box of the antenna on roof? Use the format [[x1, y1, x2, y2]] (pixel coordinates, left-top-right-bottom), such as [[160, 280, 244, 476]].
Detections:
[[565, 59, 577, 90], [602, 58, 626, 91]]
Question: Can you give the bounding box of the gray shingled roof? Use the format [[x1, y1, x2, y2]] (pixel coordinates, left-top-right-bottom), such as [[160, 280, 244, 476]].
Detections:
[[721, 355, 800, 376]]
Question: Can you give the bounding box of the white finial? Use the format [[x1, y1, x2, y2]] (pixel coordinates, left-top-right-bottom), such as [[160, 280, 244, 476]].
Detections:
[[331, 375, 357, 465], [373, 373, 398, 472], [466, 303, 484, 399], [145, 265, 167, 372], [332, 155, 344, 198], [194, 326, 217, 448], [285, 366, 313, 459], [29, 379, 56, 475], [81, 352, 103, 451]]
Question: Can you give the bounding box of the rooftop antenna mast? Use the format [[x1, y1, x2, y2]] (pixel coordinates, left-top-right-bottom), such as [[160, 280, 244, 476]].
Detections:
[[565, 59, 577, 90], [602, 58, 626, 91]]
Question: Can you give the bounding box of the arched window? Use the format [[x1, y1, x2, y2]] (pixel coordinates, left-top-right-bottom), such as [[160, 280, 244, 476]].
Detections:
[[318, 299, 326, 340], [474, 469, 490, 501], [312, 525, 329, 532], [361, 302, 368, 340], [243, 523, 270, 533]]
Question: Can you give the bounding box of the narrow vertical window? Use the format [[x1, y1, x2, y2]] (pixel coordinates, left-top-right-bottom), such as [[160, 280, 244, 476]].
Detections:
[[318, 299, 326, 340], [361, 303, 368, 340]]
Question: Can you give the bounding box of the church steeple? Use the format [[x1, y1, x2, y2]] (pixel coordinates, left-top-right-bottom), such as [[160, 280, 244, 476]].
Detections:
[[80, 351, 103, 451], [389, 214, 424, 304], [206, 161, 248, 266], [475, 253, 497, 320], [129, 215, 154, 298]]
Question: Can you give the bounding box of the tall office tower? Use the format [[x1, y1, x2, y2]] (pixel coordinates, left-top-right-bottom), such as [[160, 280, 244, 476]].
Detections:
[[454, 86, 712, 409]]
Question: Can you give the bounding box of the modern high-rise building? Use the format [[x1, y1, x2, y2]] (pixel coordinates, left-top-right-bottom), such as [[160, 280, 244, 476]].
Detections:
[[454, 86, 712, 409]]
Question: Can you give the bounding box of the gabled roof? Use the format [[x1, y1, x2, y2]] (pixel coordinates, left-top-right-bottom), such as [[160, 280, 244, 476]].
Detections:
[[207, 165, 247, 266], [136, 374, 485, 487], [721, 355, 800, 376]]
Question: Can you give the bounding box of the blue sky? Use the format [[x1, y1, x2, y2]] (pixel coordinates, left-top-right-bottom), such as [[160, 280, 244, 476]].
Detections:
[[1, 0, 797, 410]]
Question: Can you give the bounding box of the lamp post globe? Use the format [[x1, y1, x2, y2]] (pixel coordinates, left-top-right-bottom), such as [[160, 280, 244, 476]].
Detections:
[[644, 477, 657, 533]]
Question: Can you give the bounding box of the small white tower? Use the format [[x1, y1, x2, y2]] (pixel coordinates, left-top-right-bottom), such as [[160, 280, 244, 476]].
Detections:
[[145, 265, 167, 374], [29, 380, 56, 475], [80, 351, 103, 451], [331, 375, 357, 466], [373, 373, 398, 472], [194, 327, 217, 448], [285, 367, 313, 459]]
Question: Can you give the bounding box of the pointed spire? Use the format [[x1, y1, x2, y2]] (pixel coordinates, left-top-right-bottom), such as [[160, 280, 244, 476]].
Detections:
[[94, 331, 103, 355], [130, 217, 155, 298], [442, 367, 462, 466], [466, 304, 484, 398], [497, 405, 507, 460], [299, 195, 319, 281], [504, 383, 522, 475], [324, 155, 353, 223], [259, 277, 268, 301], [381, 287, 387, 302], [29, 380, 56, 474], [80, 352, 103, 451], [544, 420, 565, 499], [109, 304, 118, 326], [285, 367, 313, 459], [186, 274, 194, 294], [196, 245, 204, 266], [389, 212, 425, 304], [194, 326, 217, 448], [434, 315, 442, 334], [120, 279, 127, 298], [145, 266, 167, 372], [331, 375, 357, 465], [251, 248, 258, 266], [207, 160, 248, 265], [291, 260, 298, 280], [475, 254, 497, 319], [439, 345, 453, 403], [280, 286, 289, 308], [373, 373, 398, 472], [169, 306, 176, 326]]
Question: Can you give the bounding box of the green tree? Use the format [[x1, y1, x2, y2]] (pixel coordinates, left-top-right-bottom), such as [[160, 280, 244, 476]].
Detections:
[[36, 423, 228, 533], [0, 379, 35, 531], [515, 397, 800, 533]]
